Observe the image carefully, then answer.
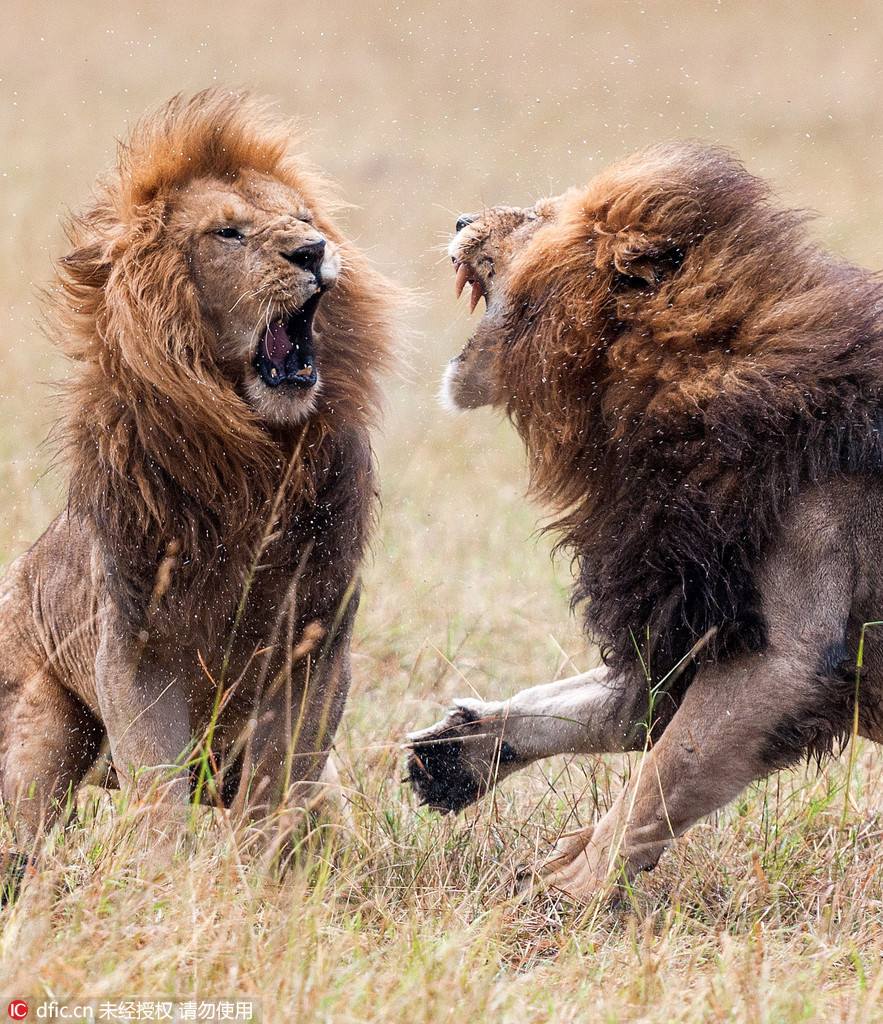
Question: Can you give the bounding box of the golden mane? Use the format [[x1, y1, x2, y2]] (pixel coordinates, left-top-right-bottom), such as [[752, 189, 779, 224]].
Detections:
[[49, 89, 400, 636]]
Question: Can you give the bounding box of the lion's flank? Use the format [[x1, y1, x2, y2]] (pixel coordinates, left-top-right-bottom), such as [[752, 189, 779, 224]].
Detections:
[[504, 142, 883, 678], [48, 89, 399, 637]]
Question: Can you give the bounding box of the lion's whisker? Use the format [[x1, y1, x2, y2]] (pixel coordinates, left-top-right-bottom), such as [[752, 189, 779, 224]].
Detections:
[[229, 281, 273, 314]]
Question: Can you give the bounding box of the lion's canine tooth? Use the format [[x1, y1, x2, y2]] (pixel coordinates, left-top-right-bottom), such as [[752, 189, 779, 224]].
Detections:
[[455, 263, 470, 299], [469, 279, 484, 314]]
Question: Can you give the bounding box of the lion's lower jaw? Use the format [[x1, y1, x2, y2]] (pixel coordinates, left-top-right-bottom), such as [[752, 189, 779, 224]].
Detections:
[[244, 376, 321, 425], [438, 359, 487, 413]]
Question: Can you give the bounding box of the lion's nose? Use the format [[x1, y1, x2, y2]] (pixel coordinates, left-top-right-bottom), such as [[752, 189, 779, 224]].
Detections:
[[282, 239, 326, 276], [455, 214, 475, 232]]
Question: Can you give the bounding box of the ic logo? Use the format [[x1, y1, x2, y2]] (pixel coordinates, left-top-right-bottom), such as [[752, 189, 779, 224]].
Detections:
[[8, 1003, 27, 1021]]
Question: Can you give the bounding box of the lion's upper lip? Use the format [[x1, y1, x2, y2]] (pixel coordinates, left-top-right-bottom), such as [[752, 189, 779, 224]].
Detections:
[[453, 259, 487, 314], [255, 290, 323, 389]]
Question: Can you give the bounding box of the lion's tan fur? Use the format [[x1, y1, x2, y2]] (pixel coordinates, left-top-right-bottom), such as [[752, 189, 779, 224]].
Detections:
[[0, 89, 400, 846], [410, 142, 883, 900], [52, 90, 398, 636]]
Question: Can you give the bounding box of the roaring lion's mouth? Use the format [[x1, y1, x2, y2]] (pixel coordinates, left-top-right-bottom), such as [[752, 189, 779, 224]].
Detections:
[[453, 260, 487, 313], [255, 291, 323, 389]]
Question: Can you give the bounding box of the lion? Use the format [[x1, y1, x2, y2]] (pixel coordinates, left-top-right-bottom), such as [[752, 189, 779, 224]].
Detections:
[[0, 89, 399, 853], [408, 141, 883, 901]]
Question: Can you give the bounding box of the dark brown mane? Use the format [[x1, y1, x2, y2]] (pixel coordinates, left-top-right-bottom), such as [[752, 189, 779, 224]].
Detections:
[[502, 142, 883, 677], [49, 89, 399, 637]]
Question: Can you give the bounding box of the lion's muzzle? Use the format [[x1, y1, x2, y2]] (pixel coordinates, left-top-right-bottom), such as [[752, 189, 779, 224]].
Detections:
[[281, 240, 327, 281]]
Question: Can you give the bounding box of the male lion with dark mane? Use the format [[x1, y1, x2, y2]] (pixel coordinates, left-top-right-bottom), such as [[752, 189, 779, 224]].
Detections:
[[408, 141, 883, 901], [0, 89, 399, 852]]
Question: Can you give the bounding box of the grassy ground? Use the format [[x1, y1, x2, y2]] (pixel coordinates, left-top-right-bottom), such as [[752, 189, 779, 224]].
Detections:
[[2, 1, 883, 1020]]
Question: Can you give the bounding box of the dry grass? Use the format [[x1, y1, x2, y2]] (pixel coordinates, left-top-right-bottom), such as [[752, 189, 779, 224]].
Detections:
[[2, 1, 883, 1020]]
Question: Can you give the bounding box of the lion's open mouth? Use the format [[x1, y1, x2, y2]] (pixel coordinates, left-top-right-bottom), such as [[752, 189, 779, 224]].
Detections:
[[255, 292, 322, 389], [454, 260, 487, 313]]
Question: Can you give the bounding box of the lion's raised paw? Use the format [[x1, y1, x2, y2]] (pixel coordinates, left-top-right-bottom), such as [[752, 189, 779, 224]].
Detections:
[[406, 699, 517, 813]]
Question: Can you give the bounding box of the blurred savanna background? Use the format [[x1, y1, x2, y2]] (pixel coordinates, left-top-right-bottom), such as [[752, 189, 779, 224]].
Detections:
[[2, 2, 883, 1020]]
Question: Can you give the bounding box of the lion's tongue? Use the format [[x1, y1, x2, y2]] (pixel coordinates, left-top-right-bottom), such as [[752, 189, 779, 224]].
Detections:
[[262, 323, 293, 373]]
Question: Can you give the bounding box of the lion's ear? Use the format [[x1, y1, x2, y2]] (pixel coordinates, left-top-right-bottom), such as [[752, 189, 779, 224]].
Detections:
[[100, 213, 205, 383], [594, 225, 685, 286], [60, 241, 114, 288]]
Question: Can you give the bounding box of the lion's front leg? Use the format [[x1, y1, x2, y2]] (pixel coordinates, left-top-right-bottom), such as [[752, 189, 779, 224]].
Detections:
[[91, 610, 195, 863], [232, 610, 355, 839], [531, 651, 831, 901], [94, 611, 193, 810], [407, 665, 649, 812]]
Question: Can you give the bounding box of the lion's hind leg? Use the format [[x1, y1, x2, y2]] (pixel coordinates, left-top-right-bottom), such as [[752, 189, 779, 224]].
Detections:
[[0, 664, 104, 850], [530, 649, 852, 902]]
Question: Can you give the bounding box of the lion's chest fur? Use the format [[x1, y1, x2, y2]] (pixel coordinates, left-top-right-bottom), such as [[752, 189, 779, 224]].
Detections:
[[0, 428, 371, 736]]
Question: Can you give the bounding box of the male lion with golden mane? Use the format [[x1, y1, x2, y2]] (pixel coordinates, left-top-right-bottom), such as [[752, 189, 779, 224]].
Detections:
[[408, 141, 883, 901], [0, 89, 399, 851]]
